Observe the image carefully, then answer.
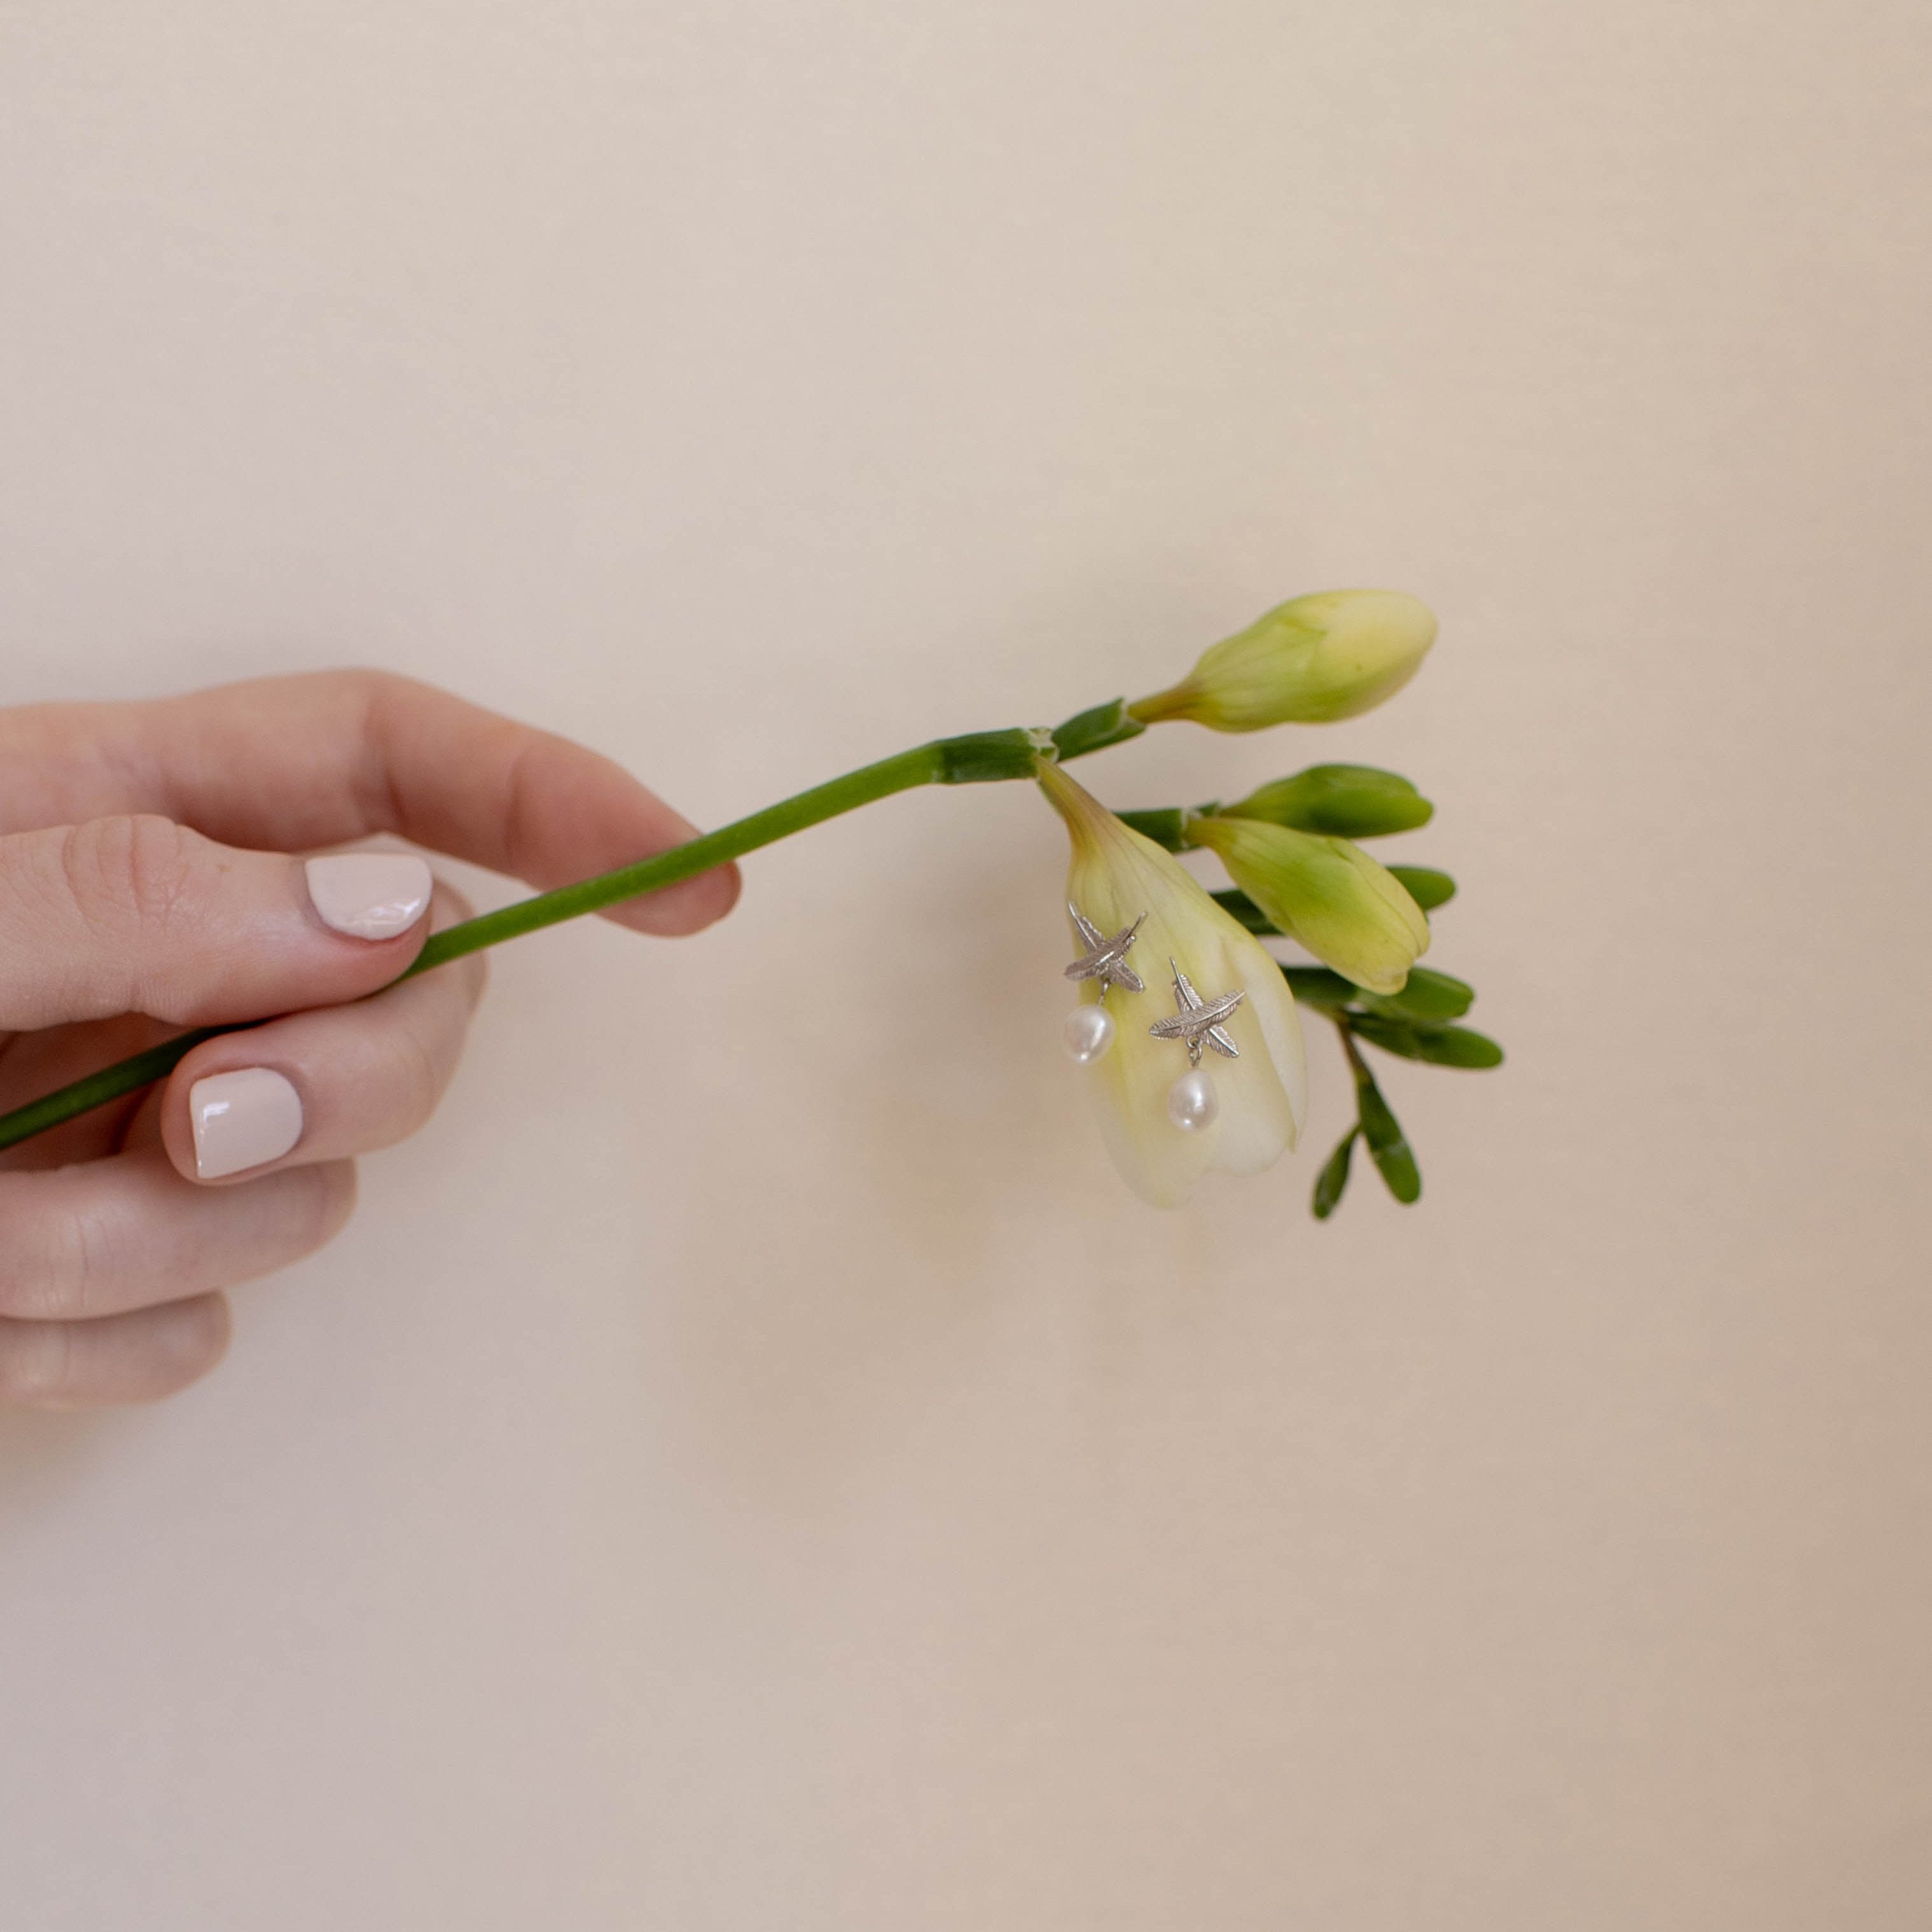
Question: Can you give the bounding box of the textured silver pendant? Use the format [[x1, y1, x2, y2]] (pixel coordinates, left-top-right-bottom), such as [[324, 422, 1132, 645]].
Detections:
[[1063, 903, 1146, 1000], [1061, 902, 1147, 1064], [1148, 957, 1244, 1130], [1148, 958, 1244, 1067]]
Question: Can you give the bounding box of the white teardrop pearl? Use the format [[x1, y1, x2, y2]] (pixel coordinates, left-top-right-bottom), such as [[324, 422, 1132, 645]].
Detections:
[[1062, 1004, 1116, 1065], [1167, 1066, 1219, 1131]]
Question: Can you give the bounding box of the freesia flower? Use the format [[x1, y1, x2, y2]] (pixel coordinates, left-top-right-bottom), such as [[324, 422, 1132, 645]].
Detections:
[[1129, 589, 1437, 729], [1186, 814, 1430, 995], [1040, 760, 1307, 1208]]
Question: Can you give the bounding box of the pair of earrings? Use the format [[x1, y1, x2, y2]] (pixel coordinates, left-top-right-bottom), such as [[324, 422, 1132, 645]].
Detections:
[[1060, 904, 1246, 1132]]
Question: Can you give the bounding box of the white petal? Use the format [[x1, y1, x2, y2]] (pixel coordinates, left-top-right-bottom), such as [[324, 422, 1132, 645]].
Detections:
[[1066, 850, 1216, 1208], [1045, 764, 1307, 1207], [1206, 930, 1307, 1177]]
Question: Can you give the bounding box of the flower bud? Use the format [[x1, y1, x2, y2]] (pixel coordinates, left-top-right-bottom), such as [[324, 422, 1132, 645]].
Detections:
[[1187, 814, 1429, 995], [1222, 763, 1433, 838], [1130, 590, 1437, 730]]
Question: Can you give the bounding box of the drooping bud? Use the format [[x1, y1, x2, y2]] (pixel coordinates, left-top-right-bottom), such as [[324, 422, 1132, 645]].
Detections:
[[1129, 590, 1437, 730], [1221, 763, 1433, 838], [1186, 814, 1429, 996]]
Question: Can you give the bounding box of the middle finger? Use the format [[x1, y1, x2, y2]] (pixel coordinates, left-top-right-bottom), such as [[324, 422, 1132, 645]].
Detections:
[[158, 882, 487, 1185]]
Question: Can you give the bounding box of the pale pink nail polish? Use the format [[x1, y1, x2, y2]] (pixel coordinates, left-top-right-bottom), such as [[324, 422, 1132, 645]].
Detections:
[[190, 1069, 304, 1179], [305, 852, 433, 940]]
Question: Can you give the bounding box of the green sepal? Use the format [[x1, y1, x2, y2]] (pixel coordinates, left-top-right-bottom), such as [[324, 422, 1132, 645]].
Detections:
[[1222, 763, 1434, 838], [1051, 698, 1148, 761], [1356, 967, 1473, 1025], [1277, 963, 1358, 1011], [933, 729, 1045, 784], [1115, 808, 1193, 851], [1386, 865, 1456, 912], [1312, 1128, 1358, 1220], [1351, 1053, 1421, 1203], [1351, 1015, 1504, 1069]]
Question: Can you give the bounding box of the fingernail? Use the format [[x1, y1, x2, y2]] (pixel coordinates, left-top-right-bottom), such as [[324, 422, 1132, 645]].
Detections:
[[190, 1068, 304, 1179], [305, 852, 433, 940]]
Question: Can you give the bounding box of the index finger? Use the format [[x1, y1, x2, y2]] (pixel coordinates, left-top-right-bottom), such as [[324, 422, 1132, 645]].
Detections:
[[0, 671, 740, 936]]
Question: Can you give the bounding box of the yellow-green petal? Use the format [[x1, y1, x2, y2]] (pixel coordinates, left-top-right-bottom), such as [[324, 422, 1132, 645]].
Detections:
[[1188, 814, 1429, 996]]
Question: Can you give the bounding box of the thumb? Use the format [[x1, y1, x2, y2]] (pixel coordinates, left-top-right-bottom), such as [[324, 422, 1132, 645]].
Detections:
[[0, 816, 434, 1031]]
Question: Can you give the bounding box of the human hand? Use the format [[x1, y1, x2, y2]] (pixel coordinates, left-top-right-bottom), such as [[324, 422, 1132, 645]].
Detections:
[[0, 670, 738, 1408]]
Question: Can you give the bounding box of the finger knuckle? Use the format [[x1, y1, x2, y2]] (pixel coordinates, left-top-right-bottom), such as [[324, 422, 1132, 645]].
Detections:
[[62, 1194, 116, 1322], [335, 669, 422, 827], [395, 1026, 450, 1131], [338, 665, 449, 730], [331, 665, 416, 704], [0, 1185, 92, 1323], [61, 814, 204, 931]]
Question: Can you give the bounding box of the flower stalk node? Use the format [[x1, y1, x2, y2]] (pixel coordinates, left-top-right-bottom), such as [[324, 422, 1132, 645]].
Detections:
[[1050, 697, 1147, 761], [931, 728, 1048, 784]]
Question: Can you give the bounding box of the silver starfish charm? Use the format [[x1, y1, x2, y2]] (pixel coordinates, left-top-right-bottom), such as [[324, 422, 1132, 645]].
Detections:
[[1063, 903, 1147, 999], [1148, 957, 1244, 1066]]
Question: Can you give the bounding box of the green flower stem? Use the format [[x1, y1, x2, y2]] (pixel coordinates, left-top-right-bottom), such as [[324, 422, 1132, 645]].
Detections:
[[393, 742, 947, 980], [1336, 1018, 1372, 1086], [0, 733, 1038, 1155]]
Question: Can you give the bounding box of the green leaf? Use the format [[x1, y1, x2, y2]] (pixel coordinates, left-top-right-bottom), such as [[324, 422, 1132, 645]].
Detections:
[[1386, 865, 1455, 912], [1115, 808, 1192, 851], [1356, 967, 1474, 1024], [1351, 1014, 1505, 1069], [1312, 1128, 1358, 1220], [1351, 1057, 1422, 1203], [1277, 963, 1358, 1011], [1051, 698, 1148, 761], [1223, 763, 1433, 838]]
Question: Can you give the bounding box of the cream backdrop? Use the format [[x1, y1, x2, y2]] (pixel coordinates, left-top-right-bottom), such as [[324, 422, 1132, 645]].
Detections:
[[3, 3, 1929, 1928]]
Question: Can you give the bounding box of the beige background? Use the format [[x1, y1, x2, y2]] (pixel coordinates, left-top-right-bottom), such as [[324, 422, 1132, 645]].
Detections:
[[3, 2, 1930, 1926]]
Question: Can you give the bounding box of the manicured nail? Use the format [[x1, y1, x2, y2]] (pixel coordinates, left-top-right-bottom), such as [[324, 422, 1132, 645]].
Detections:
[[305, 852, 433, 940], [190, 1068, 304, 1179]]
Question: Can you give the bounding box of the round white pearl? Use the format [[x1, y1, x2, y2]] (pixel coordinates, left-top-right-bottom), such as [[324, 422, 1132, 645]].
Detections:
[[1167, 1066, 1219, 1131], [1062, 1004, 1116, 1064]]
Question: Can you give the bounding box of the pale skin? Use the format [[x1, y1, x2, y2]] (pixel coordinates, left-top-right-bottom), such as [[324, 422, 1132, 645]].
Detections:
[[0, 671, 740, 1407]]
